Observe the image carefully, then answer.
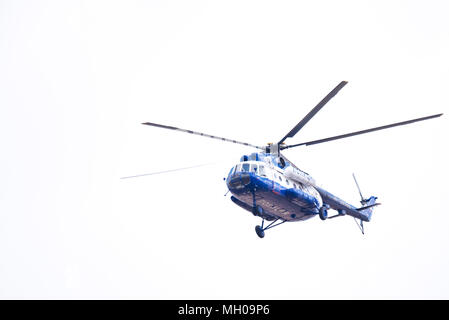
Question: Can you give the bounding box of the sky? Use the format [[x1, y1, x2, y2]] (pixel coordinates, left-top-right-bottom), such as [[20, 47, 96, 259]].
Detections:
[[1, 0, 449, 299]]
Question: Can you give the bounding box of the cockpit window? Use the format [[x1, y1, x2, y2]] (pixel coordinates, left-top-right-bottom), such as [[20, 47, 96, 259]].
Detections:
[[242, 163, 250, 172]]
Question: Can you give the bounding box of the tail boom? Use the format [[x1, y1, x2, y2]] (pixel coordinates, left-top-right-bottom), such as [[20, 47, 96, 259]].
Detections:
[[316, 187, 378, 222]]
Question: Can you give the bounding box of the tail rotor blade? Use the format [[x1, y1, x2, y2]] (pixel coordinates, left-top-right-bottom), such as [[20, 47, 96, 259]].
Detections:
[[352, 173, 364, 201]]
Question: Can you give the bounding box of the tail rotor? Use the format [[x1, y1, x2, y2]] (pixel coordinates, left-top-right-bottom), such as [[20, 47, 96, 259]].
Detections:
[[351, 173, 380, 234], [353, 173, 376, 206]]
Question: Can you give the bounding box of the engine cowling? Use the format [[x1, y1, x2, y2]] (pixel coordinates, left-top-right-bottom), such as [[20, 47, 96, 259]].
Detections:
[[284, 166, 317, 187]]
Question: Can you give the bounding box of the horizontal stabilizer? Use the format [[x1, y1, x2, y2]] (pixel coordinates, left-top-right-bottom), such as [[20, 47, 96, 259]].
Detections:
[[356, 203, 381, 211]]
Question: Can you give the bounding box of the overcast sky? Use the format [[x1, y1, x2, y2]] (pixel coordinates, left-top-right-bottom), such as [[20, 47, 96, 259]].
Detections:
[[1, 0, 449, 299]]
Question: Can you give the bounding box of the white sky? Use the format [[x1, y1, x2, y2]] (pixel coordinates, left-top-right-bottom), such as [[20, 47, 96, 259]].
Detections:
[[1, 0, 448, 299]]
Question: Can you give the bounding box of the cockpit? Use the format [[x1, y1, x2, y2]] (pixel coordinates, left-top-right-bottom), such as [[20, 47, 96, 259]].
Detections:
[[228, 162, 267, 178], [226, 161, 268, 189]]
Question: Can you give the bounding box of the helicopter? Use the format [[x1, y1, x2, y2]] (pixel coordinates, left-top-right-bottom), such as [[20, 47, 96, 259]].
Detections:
[[138, 81, 442, 238]]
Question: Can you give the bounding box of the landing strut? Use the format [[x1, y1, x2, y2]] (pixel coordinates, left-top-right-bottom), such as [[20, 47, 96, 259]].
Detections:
[[255, 218, 286, 238]]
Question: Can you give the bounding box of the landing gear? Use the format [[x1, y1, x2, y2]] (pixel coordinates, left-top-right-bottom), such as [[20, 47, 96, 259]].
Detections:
[[319, 205, 329, 221], [252, 205, 264, 217], [251, 190, 286, 238], [254, 218, 286, 238], [255, 225, 265, 238]]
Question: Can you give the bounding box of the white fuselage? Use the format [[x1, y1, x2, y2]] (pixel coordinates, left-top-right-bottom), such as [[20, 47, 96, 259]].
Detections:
[[227, 156, 323, 221]]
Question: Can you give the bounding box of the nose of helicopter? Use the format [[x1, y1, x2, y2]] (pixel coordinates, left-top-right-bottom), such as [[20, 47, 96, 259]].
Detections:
[[227, 173, 251, 190]]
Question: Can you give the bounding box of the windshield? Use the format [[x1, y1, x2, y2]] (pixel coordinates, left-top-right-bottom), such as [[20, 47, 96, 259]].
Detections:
[[232, 162, 267, 176]]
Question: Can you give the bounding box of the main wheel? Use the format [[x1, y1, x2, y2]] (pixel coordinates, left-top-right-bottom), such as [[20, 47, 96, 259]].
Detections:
[[255, 225, 265, 238], [319, 206, 328, 221]]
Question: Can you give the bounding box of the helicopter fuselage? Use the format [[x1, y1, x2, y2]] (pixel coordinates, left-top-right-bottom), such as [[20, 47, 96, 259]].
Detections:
[[226, 153, 323, 222]]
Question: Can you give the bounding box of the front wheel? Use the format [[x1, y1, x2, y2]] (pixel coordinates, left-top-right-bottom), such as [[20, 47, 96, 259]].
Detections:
[[255, 225, 265, 238]]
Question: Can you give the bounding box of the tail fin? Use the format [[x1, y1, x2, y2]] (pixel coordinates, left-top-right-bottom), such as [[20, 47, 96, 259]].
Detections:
[[357, 196, 379, 221], [352, 173, 380, 222]]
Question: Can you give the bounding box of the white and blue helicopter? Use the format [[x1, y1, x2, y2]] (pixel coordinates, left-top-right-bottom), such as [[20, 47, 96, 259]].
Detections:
[[138, 81, 442, 238]]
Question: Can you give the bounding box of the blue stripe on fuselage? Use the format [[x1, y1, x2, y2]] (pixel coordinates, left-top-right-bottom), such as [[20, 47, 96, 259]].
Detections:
[[227, 172, 319, 220]]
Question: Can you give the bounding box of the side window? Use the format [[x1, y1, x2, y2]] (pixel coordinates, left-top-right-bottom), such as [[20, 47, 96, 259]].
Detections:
[[286, 179, 289, 185], [279, 176, 282, 182], [293, 183, 297, 189], [259, 165, 266, 177], [250, 164, 258, 173], [242, 163, 250, 172]]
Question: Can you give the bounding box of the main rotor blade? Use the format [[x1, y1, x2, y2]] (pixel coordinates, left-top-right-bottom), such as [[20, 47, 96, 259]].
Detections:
[[282, 113, 443, 149], [278, 81, 348, 144], [142, 122, 264, 150], [120, 163, 213, 179]]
